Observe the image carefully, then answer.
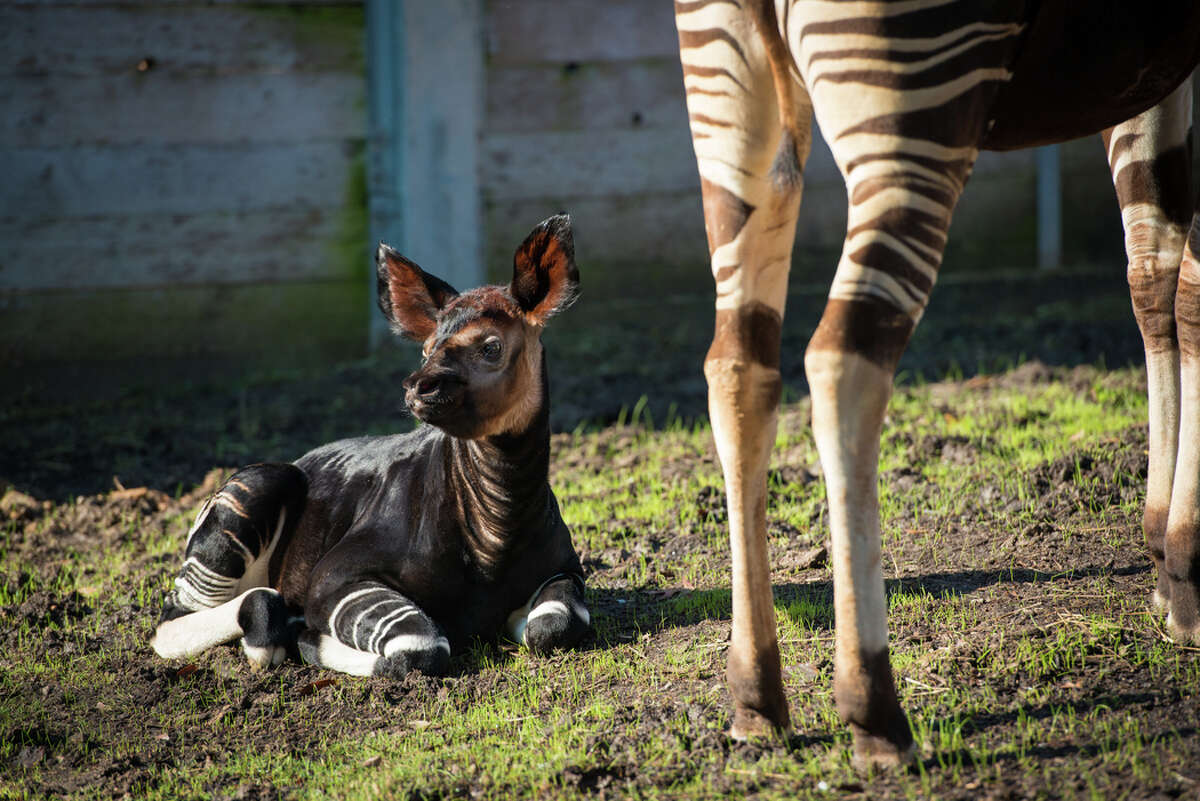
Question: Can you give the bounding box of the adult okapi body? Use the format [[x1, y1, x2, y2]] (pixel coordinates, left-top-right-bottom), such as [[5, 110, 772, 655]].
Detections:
[[675, 0, 1200, 766], [152, 216, 590, 677]]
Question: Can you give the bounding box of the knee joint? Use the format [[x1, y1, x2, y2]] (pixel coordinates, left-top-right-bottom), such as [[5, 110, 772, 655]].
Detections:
[[1128, 258, 1180, 352]]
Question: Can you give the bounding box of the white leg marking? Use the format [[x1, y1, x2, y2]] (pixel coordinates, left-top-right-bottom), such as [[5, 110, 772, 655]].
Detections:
[[527, 600, 570, 623], [185, 496, 216, 546], [368, 608, 418, 653], [381, 634, 450, 659], [151, 588, 263, 659], [505, 603, 530, 645], [237, 509, 287, 592], [351, 598, 402, 650], [327, 587, 388, 637], [309, 633, 382, 676], [173, 558, 238, 611], [807, 350, 892, 659]]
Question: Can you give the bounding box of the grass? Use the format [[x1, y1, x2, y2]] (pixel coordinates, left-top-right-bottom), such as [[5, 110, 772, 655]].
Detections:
[[2, 363, 1198, 800]]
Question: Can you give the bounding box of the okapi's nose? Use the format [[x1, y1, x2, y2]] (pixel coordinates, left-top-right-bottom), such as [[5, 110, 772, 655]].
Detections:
[[414, 375, 441, 397], [403, 370, 457, 399]]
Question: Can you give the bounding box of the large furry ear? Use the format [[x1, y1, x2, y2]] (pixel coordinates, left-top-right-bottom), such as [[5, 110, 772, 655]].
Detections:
[[376, 243, 459, 341], [509, 214, 579, 326]]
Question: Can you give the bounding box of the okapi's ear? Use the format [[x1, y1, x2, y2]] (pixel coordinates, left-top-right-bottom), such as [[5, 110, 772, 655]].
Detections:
[[376, 243, 459, 341], [509, 214, 580, 325]]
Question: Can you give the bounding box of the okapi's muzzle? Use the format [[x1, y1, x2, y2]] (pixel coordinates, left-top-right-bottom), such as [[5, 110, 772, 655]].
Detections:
[[403, 367, 466, 423]]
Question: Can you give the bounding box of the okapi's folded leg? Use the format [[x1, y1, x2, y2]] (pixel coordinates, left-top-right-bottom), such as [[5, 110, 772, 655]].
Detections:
[[505, 572, 590, 652], [1104, 79, 1193, 626], [299, 581, 450, 678], [151, 464, 306, 668]]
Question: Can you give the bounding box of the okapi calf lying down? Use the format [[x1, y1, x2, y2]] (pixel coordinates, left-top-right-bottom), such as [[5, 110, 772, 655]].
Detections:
[[151, 215, 590, 677]]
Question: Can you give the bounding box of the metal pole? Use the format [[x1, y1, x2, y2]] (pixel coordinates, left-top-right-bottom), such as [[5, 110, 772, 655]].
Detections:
[[1036, 145, 1062, 270], [365, 0, 406, 351]]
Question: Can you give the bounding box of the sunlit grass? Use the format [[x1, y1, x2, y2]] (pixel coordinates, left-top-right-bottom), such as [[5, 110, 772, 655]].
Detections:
[[4, 365, 1198, 800]]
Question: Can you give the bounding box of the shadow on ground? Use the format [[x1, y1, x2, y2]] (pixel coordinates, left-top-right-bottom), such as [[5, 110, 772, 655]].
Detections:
[[2, 268, 1139, 502]]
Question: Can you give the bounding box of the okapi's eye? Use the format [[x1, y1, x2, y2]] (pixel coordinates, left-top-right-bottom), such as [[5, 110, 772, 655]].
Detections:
[[480, 338, 503, 362]]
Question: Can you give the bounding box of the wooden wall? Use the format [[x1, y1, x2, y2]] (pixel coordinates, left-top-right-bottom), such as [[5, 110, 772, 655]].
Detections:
[[0, 2, 368, 371], [4, 0, 1195, 379], [479, 0, 1189, 302]]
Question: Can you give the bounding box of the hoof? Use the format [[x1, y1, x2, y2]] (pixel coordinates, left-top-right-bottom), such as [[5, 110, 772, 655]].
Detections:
[[1166, 613, 1200, 646], [729, 705, 789, 742], [850, 731, 916, 772]]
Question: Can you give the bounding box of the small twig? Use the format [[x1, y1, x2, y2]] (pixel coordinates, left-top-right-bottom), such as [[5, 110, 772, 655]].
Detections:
[[725, 767, 792, 780], [904, 677, 948, 694]]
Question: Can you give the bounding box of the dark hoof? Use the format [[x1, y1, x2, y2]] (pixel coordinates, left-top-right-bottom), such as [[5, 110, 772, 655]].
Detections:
[[373, 646, 450, 679], [523, 608, 590, 654], [849, 726, 916, 772], [1167, 612, 1200, 646]]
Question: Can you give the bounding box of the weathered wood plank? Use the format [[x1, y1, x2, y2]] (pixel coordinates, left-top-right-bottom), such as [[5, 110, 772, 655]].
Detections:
[[482, 130, 700, 200], [0, 73, 364, 148], [0, 208, 367, 291], [487, 59, 688, 133], [482, 126, 844, 201], [485, 191, 708, 296], [0, 6, 363, 77], [17, 1, 360, 5], [1, 142, 362, 218], [486, 0, 678, 65], [1, 279, 367, 369]]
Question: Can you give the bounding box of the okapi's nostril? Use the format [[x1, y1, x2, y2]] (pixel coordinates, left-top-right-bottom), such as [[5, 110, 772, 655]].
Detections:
[[416, 376, 441, 396]]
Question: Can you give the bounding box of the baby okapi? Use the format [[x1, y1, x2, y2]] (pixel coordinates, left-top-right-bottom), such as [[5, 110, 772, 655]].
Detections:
[[152, 215, 590, 677]]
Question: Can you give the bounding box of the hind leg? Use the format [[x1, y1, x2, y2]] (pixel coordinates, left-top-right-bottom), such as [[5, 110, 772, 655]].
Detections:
[[300, 581, 450, 677], [676, 0, 810, 740], [151, 464, 307, 667], [1169, 207, 1200, 642], [1104, 78, 1197, 638]]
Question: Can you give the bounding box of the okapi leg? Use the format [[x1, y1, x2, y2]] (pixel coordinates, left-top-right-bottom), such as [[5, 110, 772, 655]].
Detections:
[[1104, 78, 1193, 616], [806, 153, 977, 766], [505, 573, 590, 652], [300, 581, 450, 678], [676, 0, 810, 738], [151, 464, 306, 667], [1166, 207, 1200, 643]]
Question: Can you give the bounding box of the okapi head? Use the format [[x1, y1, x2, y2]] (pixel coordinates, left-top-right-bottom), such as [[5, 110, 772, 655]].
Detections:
[[377, 215, 579, 440]]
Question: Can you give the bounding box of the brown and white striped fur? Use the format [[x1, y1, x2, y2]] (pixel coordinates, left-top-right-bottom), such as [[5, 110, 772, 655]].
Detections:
[[675, 0, 1200, 767]]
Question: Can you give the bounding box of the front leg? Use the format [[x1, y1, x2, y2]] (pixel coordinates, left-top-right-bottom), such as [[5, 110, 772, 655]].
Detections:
[[299, 580, 450, 678], [506, 573, 590, 652]]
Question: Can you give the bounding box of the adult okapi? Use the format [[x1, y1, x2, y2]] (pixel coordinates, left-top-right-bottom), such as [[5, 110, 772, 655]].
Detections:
[[674, 0, 1200, 766]]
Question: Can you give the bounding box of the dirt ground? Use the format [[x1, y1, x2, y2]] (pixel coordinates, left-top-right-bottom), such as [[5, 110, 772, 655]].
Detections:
[[3, 270, 1197, 799]]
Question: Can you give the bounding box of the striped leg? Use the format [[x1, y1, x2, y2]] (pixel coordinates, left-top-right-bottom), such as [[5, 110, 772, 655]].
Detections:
[[1104, 78, 1194, 634], [677, 0, 810, 738], [299, 581, 450, 678], [786, 4, 1016, 767], [1171, 206, 1200, 643], [151, 464, 307, 667], [505, 573, 591, 652], [807, 155, 975, 767]]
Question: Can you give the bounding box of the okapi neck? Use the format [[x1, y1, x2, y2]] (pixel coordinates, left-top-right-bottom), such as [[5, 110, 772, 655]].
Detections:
[[447, 361, 553, 574]]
